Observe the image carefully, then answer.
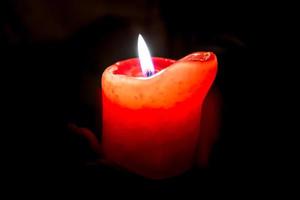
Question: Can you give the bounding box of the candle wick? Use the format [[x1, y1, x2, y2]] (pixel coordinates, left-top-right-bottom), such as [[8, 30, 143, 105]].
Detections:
[[145, 70, 154, 77]]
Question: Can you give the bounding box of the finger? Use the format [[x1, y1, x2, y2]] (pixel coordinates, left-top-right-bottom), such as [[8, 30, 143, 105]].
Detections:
[[68, 123, 102, 155]]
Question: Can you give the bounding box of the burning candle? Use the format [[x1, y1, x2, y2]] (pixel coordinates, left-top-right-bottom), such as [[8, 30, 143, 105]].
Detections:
[[101, 35, 217, 179]]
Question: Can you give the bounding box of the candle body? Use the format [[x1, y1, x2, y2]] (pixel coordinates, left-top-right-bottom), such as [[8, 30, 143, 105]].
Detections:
[[101, 52, 217, 179]]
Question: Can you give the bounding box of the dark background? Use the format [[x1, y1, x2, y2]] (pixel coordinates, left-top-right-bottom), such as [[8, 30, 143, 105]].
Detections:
[[1, 0, 290, 196]]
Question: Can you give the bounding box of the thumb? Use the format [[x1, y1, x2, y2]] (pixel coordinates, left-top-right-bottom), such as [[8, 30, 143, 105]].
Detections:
[[68, 123, 102, 156]]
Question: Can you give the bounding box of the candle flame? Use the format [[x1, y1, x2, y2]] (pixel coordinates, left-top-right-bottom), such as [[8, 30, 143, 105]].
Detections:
[[138, 34, 155, 77]]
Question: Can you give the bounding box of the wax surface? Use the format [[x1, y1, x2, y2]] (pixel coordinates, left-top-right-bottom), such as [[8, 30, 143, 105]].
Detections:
[[101, 52, 217, 179]]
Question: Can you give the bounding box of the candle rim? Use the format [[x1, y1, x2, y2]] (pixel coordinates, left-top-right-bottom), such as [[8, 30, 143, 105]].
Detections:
[[106, 52, 216, 80], [101, 52, 217, 109]]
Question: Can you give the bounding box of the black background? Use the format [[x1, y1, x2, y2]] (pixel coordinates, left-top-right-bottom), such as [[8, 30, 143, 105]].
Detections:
[[1, 0, 292, 196]]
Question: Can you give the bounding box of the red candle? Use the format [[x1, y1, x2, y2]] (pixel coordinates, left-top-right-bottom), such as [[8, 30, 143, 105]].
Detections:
[[101, 35, 217, 179]]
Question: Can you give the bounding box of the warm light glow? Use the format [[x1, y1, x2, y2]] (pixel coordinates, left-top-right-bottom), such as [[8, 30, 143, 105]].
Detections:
[[138, 34, 155, 77]]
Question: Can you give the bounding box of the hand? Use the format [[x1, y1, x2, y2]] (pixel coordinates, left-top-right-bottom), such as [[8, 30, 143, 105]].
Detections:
[[68, 86, 222, 170]]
